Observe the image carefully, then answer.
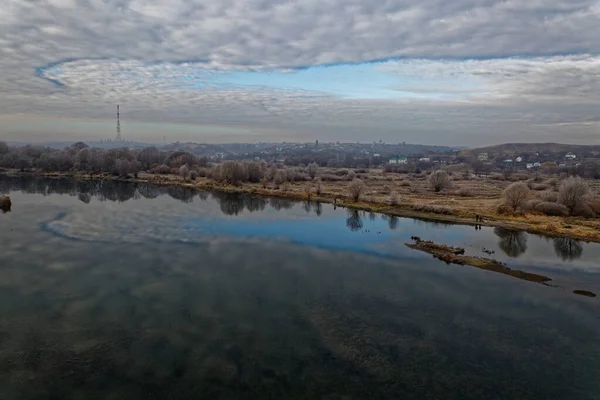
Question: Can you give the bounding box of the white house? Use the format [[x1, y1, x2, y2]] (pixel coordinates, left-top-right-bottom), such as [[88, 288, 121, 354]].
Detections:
[[516, 157, 523, 163], [565, 152, 577, 160], [526, 163, 534, 169], [419, 157, 431, 162], [478, 153, 489, 162]]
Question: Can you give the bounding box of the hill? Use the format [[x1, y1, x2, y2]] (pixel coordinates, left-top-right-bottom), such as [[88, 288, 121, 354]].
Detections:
[[466, 143, 600, 157]]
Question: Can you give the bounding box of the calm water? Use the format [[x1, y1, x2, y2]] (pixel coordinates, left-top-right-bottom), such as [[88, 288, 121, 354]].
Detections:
[[1, 176, 599, 400]]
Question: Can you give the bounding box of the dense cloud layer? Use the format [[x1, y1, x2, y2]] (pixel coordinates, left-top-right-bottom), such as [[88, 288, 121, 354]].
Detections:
[[0, 0, 598, 144]]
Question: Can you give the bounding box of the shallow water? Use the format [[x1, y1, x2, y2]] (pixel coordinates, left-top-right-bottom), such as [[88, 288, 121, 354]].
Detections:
[[1, 176, 599, 399]]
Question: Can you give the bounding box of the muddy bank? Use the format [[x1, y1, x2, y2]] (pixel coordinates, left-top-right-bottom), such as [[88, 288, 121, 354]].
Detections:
[[406, 237, 599, 299], [405, 237, 552, 284]]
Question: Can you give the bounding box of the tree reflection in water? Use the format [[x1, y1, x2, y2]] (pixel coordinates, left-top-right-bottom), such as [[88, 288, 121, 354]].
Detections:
[[303, 201, 312, 214], [211, 192, 245, 216], [553, 238, 583, 261], [269, 198, 294, 211], [166, 187, 195, 203], [346, 209, 363, 232], [494, 227, 528, 258], [313, 202, 323, 216], [381, 215, 399, 230], [243, 196, 267, 213]]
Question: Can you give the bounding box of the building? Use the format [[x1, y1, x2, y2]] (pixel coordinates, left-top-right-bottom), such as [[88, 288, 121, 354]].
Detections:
[[477, 153, 489, 162], [526, 163, 534, 169], [419, 157, 431, 162], [565, 152, 577, 160], [516, 157, 523, 163], [389, 156, 408, 165]]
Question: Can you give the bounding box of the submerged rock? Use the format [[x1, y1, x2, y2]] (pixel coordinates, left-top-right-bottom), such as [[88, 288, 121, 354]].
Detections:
[[0, 195, 11, 212], [573, 290, 596, 298]]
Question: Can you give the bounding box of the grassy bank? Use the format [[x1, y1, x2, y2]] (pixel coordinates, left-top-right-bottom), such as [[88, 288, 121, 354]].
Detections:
[[2, 169, 600, 243]]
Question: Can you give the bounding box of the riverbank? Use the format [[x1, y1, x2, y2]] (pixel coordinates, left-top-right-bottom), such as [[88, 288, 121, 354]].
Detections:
[[2, 170, 600, 243]]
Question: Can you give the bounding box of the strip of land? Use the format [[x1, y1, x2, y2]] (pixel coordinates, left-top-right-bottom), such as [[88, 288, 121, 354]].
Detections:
[[2, 169, 600, 243], [405, 237, 597, 298]]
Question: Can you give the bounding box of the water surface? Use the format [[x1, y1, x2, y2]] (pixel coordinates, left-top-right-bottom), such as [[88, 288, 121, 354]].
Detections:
[[1, 176, 599, 399]]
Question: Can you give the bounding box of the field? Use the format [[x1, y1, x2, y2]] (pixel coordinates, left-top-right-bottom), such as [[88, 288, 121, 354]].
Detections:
[[140, 167, 600, 242]]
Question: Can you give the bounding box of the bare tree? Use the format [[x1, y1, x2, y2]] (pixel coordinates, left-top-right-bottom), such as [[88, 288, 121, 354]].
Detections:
[[218, 161, 247, 185], [348, 179, 365, 202], [389, 191, 398, 205], [75, 148, 92, 171], [244, 161, 263, 183], [179, 164, 191, 181], [307, 162, 319, 179], [115, 158, 130, 178], [138, 147, 161, 170], [429, 170, 451, 192], [315, 178, 322, 195], [503, 182, 530, 211], [558, 177, 589, 215], [273, 171, 286, 187]]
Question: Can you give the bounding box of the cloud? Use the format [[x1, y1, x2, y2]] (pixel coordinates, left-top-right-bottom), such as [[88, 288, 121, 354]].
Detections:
[[0, 0, 599, 144]]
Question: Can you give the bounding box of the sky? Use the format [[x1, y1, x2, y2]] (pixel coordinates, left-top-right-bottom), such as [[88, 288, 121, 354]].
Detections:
[[0, 0, 599, 146]]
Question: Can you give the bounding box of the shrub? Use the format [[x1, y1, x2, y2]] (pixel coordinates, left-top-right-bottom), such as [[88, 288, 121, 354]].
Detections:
[[573, 204, 596, 218], [260, 177, 269, 189], [307, 162, 319, 179], [429, 170, 451, 192], [544, 178, 558, 189], [399, 180, 412, 187], [273, 171, 286, 186], [304, 182, 312, 196], [347, 170, 356, 181], [197, 167, 208, 178], [538, 191, 558, 202], [587, 196, 600, 214], [412, 204, 452, 215], [531, 183, 550, 191], [503, 182, 530, 211], [320, 173, 344, 182], [523, 199, 542, 212], [535, 202, 569, 216], [281, 181, 291, 192], [456, 187, 473, 197], [496, 202, 513, 215], [389, 191, 398, 205], [245, 162, 264, 183], [151, 164, 171, 175], [558, 177, 589, 215], [489, 173, 505, 181], [178, 164, 190, 180], [348, 179, 365, 202], [218, 161, 247, 185]]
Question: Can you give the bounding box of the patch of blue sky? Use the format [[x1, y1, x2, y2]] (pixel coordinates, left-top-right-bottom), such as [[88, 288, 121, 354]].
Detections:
[[181, 215, 399, 257], [42, 59, 483, 100], [180, 62, 482, 100]]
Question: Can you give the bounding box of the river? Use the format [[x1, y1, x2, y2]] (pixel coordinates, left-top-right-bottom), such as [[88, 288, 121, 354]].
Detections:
[[1, 176, 599, 399]]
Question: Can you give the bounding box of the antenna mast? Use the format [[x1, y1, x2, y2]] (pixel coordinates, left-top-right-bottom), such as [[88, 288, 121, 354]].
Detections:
[[116, 104, 122, 141]]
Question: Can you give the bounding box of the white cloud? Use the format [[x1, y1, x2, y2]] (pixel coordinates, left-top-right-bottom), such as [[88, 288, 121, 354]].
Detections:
[[0, 0, 598, 144]]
